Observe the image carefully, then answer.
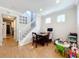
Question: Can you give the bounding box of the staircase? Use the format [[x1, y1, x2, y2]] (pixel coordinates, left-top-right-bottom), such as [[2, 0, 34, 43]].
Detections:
[[19, 20, 36, 42], [18, 19, 37, 46], [18, 13, 41, 46]]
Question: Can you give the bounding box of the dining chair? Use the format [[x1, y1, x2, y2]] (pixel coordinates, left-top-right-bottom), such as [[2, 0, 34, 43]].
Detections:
[[36, 35, 44, 46], [44, 34, 49, 46], [32, 32, 38, 48]]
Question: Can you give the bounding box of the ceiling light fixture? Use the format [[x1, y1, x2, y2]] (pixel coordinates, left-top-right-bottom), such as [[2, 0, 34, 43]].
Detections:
[[7, 16, 11, 19], [40, 9, 43, 11], [56, 0, 60, 4]]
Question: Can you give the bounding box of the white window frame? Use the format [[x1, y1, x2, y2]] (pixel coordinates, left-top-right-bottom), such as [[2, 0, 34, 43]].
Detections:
[[57, 14, 66, 23]]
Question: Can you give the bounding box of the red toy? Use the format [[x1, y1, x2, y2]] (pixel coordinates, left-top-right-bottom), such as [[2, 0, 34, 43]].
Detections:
[[69, 47, 77, 58]]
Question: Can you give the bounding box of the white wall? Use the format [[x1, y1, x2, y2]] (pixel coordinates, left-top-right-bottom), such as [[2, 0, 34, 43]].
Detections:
[[77, 3, 79, 45], [41, 7, 77, 40], [19, 11, 32, 33], [0, 13, 3, 45]]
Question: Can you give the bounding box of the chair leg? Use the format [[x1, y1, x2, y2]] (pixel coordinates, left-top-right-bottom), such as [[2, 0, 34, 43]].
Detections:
[[46, 42, 48, 46], [32, 42, 33, 45], [35, 43, 37, 48], [32, 40, 34, 45], [46, 43, 48, 46]]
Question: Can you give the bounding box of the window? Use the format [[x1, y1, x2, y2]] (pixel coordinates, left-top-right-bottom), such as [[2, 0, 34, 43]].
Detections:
[[45, 17, 51, 24], [57, 14, 65, 23]]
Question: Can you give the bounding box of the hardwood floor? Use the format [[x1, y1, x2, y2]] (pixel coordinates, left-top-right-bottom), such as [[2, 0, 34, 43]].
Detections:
[[2, 35, 18, 47], [0, 37, 63, 58]]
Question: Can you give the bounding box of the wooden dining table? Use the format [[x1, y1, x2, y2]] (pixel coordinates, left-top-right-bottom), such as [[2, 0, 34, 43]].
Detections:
[[38, 32, 48, 36]]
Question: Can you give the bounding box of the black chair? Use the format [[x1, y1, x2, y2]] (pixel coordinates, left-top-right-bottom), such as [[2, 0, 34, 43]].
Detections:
[[38, 33, 49, 46], [47, 28, 53, 43], [47, 28, 53, 32], [36, 35, 45, 46], [68, 33, 77, 44], [32, 32, 38, 48], [44, 34, 49, 46]]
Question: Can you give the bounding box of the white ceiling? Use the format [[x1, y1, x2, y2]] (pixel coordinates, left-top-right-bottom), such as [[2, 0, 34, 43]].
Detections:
[[0, 0, 78, 15]]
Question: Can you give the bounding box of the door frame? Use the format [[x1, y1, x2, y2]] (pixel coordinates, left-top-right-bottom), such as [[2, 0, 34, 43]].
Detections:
[[2, 14, 17, 42]]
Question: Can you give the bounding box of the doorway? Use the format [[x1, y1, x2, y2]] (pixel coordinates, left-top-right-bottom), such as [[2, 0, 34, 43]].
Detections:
[[6, 22, 14, 37], [3, 17, 14, 38], [7, 25, 11, 35], [2, 15, 17, 46]]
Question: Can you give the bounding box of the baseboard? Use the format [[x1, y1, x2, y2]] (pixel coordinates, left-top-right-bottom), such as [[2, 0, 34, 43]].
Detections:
[[18, 40, 32, 46]]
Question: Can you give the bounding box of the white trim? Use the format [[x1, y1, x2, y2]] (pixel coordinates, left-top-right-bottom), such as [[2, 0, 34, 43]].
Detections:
[[0, 6, 22, 15]]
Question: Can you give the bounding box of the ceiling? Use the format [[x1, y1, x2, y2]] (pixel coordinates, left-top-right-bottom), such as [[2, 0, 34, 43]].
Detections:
[[0, 0, 78, 15]]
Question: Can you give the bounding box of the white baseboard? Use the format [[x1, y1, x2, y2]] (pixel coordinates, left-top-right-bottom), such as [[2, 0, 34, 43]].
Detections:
[[18, 40, 32, 46]]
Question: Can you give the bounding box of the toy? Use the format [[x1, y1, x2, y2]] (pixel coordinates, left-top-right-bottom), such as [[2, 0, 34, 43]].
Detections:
[[69, 46, 77, 58]]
